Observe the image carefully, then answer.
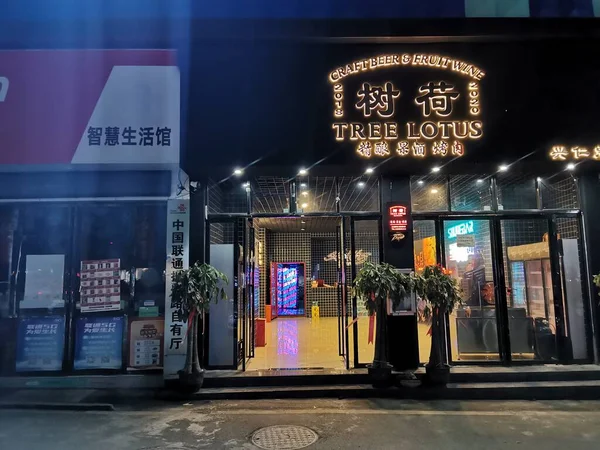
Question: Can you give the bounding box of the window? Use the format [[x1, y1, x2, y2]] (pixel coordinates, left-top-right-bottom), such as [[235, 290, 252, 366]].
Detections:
[[497, 173, 537, 210], [411, 175, 449, 212], [450, 175, 492, 211]]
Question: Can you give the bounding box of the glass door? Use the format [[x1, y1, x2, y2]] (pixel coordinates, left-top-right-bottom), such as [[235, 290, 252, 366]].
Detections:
[[347, 216, 381, 368], [335, 221, 349, 368]]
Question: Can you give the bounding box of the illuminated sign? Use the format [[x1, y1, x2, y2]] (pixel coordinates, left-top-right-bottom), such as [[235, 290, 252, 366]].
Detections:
[[329, 53, 485, 159], [389, 205, 408, 232], [447, 220, 474, 239], [549, 145, 600, 161], [448, 243, 475, 263]]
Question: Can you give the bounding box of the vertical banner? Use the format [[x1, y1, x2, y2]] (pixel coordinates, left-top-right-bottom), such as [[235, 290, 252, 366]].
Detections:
[[164, 199, 190, 380], [74, 316, 124, 370], [15, 316, 65, 372], [129, 318, 164, 369], [80, 259, 121, 313]]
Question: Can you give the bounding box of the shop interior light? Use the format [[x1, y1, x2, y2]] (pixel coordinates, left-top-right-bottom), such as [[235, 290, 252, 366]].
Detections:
[[418, 180, 424, 185], [301, 203, 308, 208], [302, 191, 309, 196], [301, 220, 306, 224], [499, 164, 509, 172], [298, 168, 308, 176], [301, 228, 306, 231], [242, 182, 250, 189], [567, 163, 576, 171], [536, 177, 542, 182], [233, 168, 243, 176], [357, 181, 365, 188], [431, 188, 439, 194], [431, 166, 441, 173], [300, 183, 307, 188], [365, 167, 374, 174], [476, 179, 484, 184]]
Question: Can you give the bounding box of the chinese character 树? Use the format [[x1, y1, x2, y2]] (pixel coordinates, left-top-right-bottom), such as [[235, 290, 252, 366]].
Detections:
[[104, 127, 120, 146], [87, 127, 102, 146], [415, 81, 460, 117], [355, 82, 400, 118], [139, 127, 154, 146], [156, 127, 172, 146], [122, 127, 137, 146]]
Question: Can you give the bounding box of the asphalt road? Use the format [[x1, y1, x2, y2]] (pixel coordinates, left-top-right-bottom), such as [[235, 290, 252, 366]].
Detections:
[[1, 399, 600, 449]]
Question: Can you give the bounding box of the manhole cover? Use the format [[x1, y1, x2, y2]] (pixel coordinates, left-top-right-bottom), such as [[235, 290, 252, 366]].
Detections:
[[251, 425, 318, 449]]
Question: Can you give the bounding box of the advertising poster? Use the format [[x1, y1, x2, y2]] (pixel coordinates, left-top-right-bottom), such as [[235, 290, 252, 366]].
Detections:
[[164, 199, 190, 379], [129, 318, 164, 369], [15, 316, 65, 372], [80, 259, 121, 313], [21, 255, 65, 310], [74, 316, 124, 370]]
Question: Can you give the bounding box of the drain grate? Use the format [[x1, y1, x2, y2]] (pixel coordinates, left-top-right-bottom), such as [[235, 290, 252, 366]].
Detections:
[[251, 425, 319, 450]]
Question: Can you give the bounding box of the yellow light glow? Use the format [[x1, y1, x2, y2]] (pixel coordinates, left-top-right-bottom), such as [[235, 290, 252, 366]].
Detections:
[[549, 145, 568, 161], [594, 146, 600, 160], [356, 141, 373, 158], [571, 146, 590, 160]]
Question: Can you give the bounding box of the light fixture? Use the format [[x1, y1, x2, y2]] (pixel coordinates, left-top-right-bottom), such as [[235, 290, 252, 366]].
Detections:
[[431, 188, 439, 194], [233, 168, 243, 176], [476, 179, 484, 184], [499, 164, 508, 172], [301, 203, 308, 208], [302, 191, 309, 197], [357, 181, 365, 188], [418, 180, 424, 185], [365, 167, 374, 174], [432, 166, 441, 173], [300, 183, 307, 188], [536, 177, 542, 182], [298, 168, 308, 176], [242, 182, 250, 189], [567, 163, 575, 171], [301, 228, 306, 231], [301, 220, 306, 224]]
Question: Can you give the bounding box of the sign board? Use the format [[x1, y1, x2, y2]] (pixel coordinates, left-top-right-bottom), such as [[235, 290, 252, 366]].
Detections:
[[386, 203, 412, 244], [21, 255, 65, 310], [456, 234, 476, 248], [0, 50, 179, 167], [74, 316, 124, 370], [80, 259, 121, 313], [15, 316, 65, 372], [329, 53, 484, 160], [129, 318, 164, 369], [164, 199, 190, 380]]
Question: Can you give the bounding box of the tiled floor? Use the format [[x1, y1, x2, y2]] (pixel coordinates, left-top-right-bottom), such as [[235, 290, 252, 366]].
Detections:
[[247, 317, 376, 371]]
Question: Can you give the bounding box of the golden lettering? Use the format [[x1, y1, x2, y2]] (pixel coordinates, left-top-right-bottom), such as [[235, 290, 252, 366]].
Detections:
[[384, 122, 398, 139]]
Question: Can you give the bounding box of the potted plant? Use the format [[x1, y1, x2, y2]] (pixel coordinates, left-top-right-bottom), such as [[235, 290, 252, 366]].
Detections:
[[353, 261, 411, 387], [171, 262, 228, 391], [414, 265, 462, 386]]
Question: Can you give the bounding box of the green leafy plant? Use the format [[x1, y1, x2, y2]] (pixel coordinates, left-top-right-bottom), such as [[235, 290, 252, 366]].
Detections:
[[593, 273, 600, 300], [353, 262, 412, 369], [414, 265, 462, 369], [171, 262, 228, 378]]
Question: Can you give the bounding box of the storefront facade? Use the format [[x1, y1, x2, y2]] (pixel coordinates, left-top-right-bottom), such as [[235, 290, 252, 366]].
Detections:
[[0, 50, 182, 386], [185, 35, 600, 372]]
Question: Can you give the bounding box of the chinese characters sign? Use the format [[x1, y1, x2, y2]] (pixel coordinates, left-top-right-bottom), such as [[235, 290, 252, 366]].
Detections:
[[15, 316, 65, 372], [80, 259, 121, 313], [329, 53, 485, 159], [129, 318, 164, 369], [549, 145, 600, 161], [74, 316, 124, 370], [87, 126, 172, 147], [164, 199, 190, 380], [387, 204, 412, 243]]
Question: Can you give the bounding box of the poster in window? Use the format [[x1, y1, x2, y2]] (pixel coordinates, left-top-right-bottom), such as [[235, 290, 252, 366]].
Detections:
[[80, 259, 121, 313], [21, 255, 65, 310], [129, 318, 164, 369], [74, 316, 124, 370], [15, 316, 65, 372]]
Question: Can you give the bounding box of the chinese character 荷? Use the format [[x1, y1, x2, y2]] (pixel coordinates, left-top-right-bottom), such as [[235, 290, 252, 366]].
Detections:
[[432, 141, 449, 156], [396, 141, 410, 156], [412, 142, 426, 157], [355, 82, 400, 118], [356, 141, 372, 158], [139, 127, 154, 146], [415, 81, 460, 117], [156, 127, 172, 146], [571, 146, 590, 160], [87, 127, 102, 146], [374, 141, 390, 157], [122, 127, 137, 146], [104, 127, 120, 146]]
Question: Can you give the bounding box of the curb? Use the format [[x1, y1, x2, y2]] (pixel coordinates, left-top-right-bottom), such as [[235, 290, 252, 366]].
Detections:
[[0, 402, 115, 411]]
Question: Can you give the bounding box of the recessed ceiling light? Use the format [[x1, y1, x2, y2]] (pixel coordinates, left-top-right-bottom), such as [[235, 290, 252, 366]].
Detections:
[[301, 221, 306, 224], [233, 168, 243, 176], [357, 181, 365, 188], [365, 167, 374, 174], [432, 166, 441, 173], [298, 168, 308, 176], [301, 228, 306, 231], [476, 179, 484, 184], [431, 188, 439, 194], [567, 163, 575, 171], [499, 164, 509, 172], [242, 182, 250, 189], [302, 191, 309, 196], [536, 177, 542, 182], [301, 203, 308, 208], [300, 183, 307, 188], [418, 180, 424, 185]]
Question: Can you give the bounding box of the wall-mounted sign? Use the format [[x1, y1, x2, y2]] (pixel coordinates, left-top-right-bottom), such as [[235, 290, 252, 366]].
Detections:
[[80, 259, 121, 313], [129, 318, 164, 369], [74, 316, 124, 370], [387, 204, 412, 243], [15, 316, 65, 372], [323, 249, 372, 266], [549, 145, 600, 161], [447, 220, 474, 239], [329, 54, 485, 159]]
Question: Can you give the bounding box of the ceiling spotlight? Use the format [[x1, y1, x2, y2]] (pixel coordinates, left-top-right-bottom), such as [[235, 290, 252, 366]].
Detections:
[[300, 183, 307, 188], [536, 177, 542, 182], [301, 228, 306, 231], [418, 180, 424, 185], [301, 203, 308, 208], [476, 179, 484, 184], [432, 166, 441, 173], [298, 168, 308, 176], [233, 168, 243, 176], [302, 191, 309, 197], [357, 181, 365, 188], [301, 221, 306, 224], [431, 188, 439, 194], [499, 164, 509, 172], [365, 167, 374, 174], [242, 182, 250, 189], [566, 163, 575, 171]]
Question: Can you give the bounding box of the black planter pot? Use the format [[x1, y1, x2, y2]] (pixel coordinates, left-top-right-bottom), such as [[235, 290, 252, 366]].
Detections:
[[177, 369, 205, 393], [425, 365, 450, 387], [368, 364, 393, 388]]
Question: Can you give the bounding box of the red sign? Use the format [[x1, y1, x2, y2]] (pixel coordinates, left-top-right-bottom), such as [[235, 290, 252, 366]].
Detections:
[[388, 205, 408, 232]]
